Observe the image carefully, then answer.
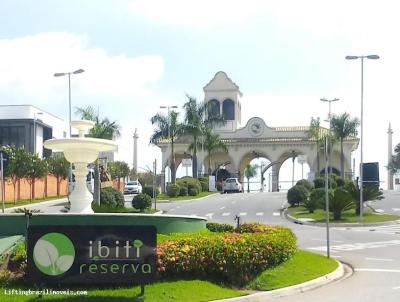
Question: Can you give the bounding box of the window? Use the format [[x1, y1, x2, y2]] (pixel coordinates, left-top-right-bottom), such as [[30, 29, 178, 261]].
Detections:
[[0, 126, 25, 147], [208, 99, 220, 117], [222, 99, 235, 120]]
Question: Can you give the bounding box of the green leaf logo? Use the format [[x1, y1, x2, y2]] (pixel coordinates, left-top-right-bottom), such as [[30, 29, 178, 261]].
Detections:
[[33, 232, 75, 276]]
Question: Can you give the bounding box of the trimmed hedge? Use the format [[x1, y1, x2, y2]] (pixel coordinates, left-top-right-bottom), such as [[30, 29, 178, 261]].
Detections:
[[179, 186, 188, 196], [176, 177, 202, 193], [296, 179, 313, 191], [157, 225, 297, 285], [132, 193, 152, 212], [188, 188, 198, 196], [287, 185, 309, 206], [198, 177, 209, 192], [100, 187, 124, 207], [142, 186, 160, 198], [166, 184, 180, 197], [206, 223, 235, 233]]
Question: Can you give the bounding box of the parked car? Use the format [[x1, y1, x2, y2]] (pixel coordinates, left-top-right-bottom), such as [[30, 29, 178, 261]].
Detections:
[[124, 180, 142, 194], [222, 178, 243, 193]]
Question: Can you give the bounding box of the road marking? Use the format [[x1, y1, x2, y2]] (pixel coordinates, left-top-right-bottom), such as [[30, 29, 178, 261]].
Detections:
[[308, 240, 400, 252], [231, 201, 236, 204], [205, 213, 214, 218], [392, 208, 400, 211], [355, 268, 400, 273], [365, 257, 393, 262], [375, 209, 384, 213], [220, 206, 226, 210], [273, 212, 280, 216], [392, 286, 400, 290], [256, 212, 264, 216], [239, 212, 247, 216], [169, 209, 175, 211], [222, 212, 231, 216], [176, 206, 181, 209]]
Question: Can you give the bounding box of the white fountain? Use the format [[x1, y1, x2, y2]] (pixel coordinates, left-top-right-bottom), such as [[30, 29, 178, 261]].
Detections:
[[44, 120, 118, 214]]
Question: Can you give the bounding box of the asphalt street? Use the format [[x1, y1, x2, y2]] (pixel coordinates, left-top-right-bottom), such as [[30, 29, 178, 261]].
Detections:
[[9, 190, 400, 301]]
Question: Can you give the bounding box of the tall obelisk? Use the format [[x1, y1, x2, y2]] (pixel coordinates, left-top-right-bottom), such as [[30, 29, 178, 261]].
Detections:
[[388, 123, 394, 190], [133, 128, 139, 175]]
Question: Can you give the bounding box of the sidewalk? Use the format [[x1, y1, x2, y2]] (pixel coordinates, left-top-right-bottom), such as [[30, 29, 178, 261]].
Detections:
[[3, 197, 68, 214]]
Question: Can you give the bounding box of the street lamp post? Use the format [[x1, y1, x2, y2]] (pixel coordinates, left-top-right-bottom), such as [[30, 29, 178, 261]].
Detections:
[[160, 105, 178, 183], [291, 150, 296, 187], [54, 69, 85, 197], [346, 55, 379, 220], [33, 112, 43, 155]]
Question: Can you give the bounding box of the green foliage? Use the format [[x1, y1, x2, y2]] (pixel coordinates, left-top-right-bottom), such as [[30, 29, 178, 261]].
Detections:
[[138, 171, 154, 187], [313, 176, 337, 189], [176, 177, 202, 193], [296, 179, 313, 191], [157, 226, 297, 286], [198, 177, 209, 191], [132, 193, 152, 212], [331, 174, 346, 187], [107, 161, 130, 180], [345, 181, 384, 214], [388, 143, 400, 174], [309, 187, 333, 209], [167, 183, 180, 197], [46, 154, 69, 180], [188, 188, 199, 196], [179, 186, 188, 196], [287, 185, 309, 206], [330, 188, 355, 220], [143, 186, 160, 198], [100, 187, 124, 207], [206, 223, 235, 233]]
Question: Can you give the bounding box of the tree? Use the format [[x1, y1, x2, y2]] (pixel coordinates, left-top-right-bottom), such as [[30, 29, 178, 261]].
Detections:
[[388, 143, 400, 174], [75, 106, 121, 205], [150, 110, 183, 184], [331, 113, 360, 177], [244, 164, 257, 193], [190, 127, 228, 175], [46, 154, 69, 197], [345, 181, 384, 215], [25, 154, 48, 202], [183, 95, 225, 178], [330, 188, 355, 220], [107, 161, 130, 190], [307, 117, 324, 176], [2, 146, 31, 204]]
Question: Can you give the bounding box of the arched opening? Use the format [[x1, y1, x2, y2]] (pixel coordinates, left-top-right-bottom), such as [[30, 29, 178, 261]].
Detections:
[[278, 155, 311, 191], [208, 99, 220, 117], [222, 99, 235, 120], [245, 157, 272, 192]]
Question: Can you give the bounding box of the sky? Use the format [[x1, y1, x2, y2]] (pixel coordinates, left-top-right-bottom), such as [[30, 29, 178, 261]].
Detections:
[[0, 0, 399, 188]]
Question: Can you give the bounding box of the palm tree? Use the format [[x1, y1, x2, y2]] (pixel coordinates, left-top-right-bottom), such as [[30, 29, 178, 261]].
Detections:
[[244, 164, 257, 193], [189, 127, 228, 175], [150, 110, 182, 184], [331, 113, 360, 177], [75, 106, 121, 204], [307, 117, 323, 176], [183, 95, 225, 178], [388, 143, 400, 174]]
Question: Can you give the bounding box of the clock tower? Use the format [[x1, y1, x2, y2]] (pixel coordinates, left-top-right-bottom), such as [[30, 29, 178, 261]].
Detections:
[[203, 71, 242, 132]]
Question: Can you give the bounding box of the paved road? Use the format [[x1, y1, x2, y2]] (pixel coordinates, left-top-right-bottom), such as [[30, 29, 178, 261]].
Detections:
[[157, 192, 400, 302]]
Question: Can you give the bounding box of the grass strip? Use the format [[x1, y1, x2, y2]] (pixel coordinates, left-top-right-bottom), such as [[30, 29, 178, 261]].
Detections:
[[157, 191, 217, 202], [248, 250, 338, 291]]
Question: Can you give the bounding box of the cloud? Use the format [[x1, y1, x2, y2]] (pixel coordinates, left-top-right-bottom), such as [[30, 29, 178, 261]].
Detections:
[[0, 32, 164, 103]]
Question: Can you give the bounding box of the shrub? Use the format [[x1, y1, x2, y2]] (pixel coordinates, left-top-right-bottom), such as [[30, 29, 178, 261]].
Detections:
[[206, 223, 235, 233], [309, 187, 333, 211], [237, 223, 284, 234], [287, 185, 309, 206], [179, 186, 188, 196], [176, 177, 202, 193], [132, 193, 152, 212], [314, 176, 337, 189], [330, 188, 354, 220], [166, 184, 180, 197], [143, 186, 160, 198], [198, 177, 209, 191], [330, 174, 346, 188], [100, 187, 116, 206], [188, 188, 198, 196], [157, 226, 297, 285], [296, 179, 313, 191]]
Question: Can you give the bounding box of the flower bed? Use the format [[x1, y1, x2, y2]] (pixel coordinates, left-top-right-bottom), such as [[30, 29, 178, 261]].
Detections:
[[157, 225, 297, 285]]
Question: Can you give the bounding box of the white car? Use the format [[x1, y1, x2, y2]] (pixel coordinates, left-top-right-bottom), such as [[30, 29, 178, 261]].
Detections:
[[222, 178, 243, 193], [124, 180, 142, 194]]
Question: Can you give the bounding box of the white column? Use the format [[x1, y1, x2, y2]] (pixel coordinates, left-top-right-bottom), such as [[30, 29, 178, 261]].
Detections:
[[388, 123, 394, 190]]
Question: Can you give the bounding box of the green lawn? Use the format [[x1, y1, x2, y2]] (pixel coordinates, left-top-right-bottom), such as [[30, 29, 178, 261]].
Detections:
[[157, 191, 217, 202], [0, 250, 338, 301], [287, 206, 400, 223], [248, 250, 338, 290]]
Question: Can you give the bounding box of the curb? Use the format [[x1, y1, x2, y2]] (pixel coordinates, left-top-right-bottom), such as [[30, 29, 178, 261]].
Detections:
[[213, 260, 349, 302], [156, 193, 220, 203], [3, 197, 68, 213], [283, 208, 400, 228]]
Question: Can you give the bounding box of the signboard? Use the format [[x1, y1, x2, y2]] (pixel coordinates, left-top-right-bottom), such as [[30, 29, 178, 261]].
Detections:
[[181, 158, 192, 167], [0, 150, 9, 171], [27, 225, 156, 285], [297, 155, 307, 164]]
